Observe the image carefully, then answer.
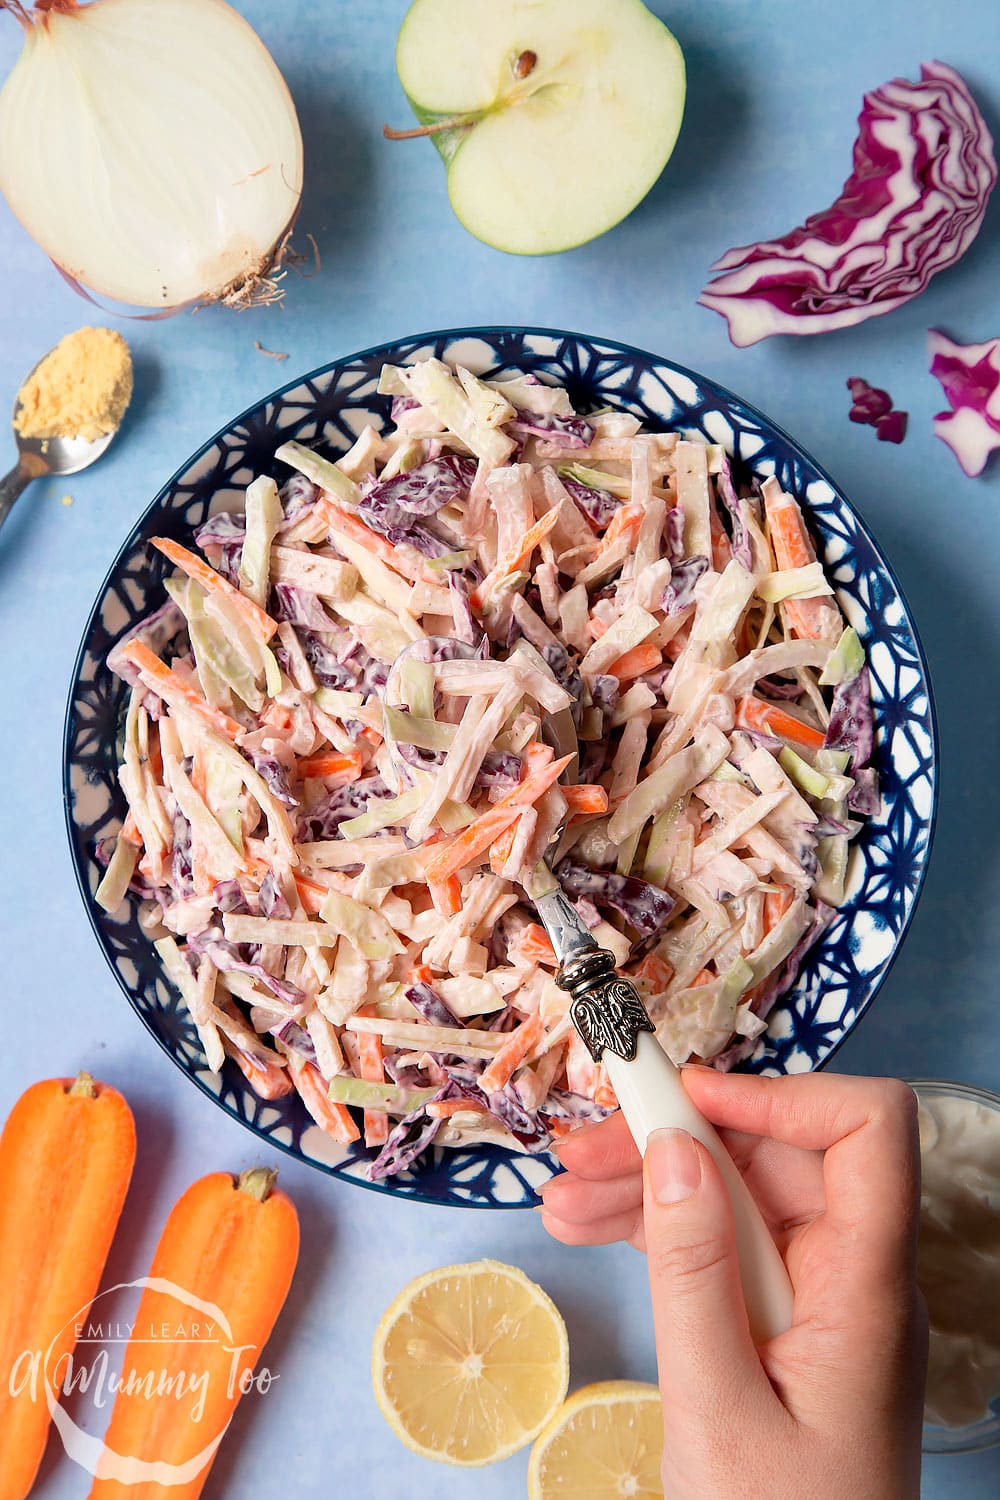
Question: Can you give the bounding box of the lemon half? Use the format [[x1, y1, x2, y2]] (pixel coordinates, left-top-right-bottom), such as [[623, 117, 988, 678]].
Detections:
[[528, 1380, 665, 1499], [372, 1259, 570, 1467]]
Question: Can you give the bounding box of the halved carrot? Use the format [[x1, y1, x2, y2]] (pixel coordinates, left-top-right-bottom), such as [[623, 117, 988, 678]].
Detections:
[[479, 1014, 545, 1094], [470, 508, 561, 608], [423, 753, 574, 884], [0, 1074, 135, 1500], [292, 1060, 361, 1144], [232, 1050, 294, 1100], [357, 1010, 388, 1147], [151, 536, 278, 643], [295, 750, 363, 783], [88, 1167, 298, 1500], [607, 641, 662, 682], [121, 641, 244, 741], [736, 694, 826, 752]]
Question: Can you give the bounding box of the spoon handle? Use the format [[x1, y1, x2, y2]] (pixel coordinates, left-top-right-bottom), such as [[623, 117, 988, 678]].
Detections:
[[0, 462, 32, 536]]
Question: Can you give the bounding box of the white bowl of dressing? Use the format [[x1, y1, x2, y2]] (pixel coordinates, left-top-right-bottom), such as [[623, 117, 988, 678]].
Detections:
[[911, 1079, 1000, 1454]]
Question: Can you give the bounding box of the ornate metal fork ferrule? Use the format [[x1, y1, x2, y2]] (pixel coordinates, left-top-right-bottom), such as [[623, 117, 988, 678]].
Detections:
[[556, 948, 656, 1065]]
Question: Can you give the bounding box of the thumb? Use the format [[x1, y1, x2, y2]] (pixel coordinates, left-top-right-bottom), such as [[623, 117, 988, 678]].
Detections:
[[643, 1128, 771, 1424]]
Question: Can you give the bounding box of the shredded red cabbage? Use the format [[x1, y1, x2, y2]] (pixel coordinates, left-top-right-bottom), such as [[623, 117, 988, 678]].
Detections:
[[404, 981, 460, 1027], [662, 555, 709, 614], [509, 410, 594, 449], [363, 454, 479, 519], [555, 860, 676, 937], [561, 476, 621, 529], [825, 668, 875, 768], [928, 328, 1000, 476], [368, 1107, 443, 1181], [700, 62, 996, 345]]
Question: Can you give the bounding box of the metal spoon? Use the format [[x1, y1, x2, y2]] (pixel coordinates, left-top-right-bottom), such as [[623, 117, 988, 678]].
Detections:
[[0, 347, 122, 538]]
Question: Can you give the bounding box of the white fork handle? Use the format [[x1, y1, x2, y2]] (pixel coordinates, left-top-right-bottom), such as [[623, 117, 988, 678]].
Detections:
[[602, 1032, 794, 1344]]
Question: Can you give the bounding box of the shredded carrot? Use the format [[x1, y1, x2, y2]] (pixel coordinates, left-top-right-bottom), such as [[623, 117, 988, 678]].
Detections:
[[121, 640, 244, 740], [608, 641, 662, 682], [293, 1062, 360, 1143], [357, 1008, 389, 1146], [470, 508, 561, 608], [190, 743, 208, 801], [428, 873, 463, 917], [479, 1014, 544, 1094], [488, 821, 520, 874], [691, 969, 715, 988], [632, 952, 673, 992], [151, 536, 277, 643], [589, 616, 610, 640], [595, 1067, 617, 1110], [762, 492, 838, 641], [736, 694, 826, 752], [427, 1099, 489, 1120], [423, 753, 573, 884], [319, 498, 429, 585], [514, 924, 557, 966], [295, 750, 364, 782], [662, 619, 693, 662], [764, 886, 795, 932], [709, 501, 733, 571], [232, 1052, 294, 1100], [293, 874, 331, 915], [120, 811, 143, 847]]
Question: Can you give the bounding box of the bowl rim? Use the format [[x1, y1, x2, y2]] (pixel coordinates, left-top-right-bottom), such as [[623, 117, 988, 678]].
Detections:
[[62, 323, 940, 1202]]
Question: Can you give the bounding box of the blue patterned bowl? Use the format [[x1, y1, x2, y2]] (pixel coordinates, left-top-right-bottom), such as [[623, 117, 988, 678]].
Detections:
[[64, 328, 937, 1209]]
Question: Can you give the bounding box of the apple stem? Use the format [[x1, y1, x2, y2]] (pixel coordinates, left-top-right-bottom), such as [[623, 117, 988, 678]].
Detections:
[[383, 116, 470, 141]]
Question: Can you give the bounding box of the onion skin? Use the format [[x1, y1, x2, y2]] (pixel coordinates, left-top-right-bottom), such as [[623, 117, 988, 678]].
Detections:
[[700, 61, 997, 345], [0, 0, 304, 312]]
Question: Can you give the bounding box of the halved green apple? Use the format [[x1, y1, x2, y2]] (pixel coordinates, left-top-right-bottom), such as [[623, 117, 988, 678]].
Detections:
[[393, 0, 686, 255]]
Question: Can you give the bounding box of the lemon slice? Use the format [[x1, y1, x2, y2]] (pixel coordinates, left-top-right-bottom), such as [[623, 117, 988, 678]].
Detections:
[[528, 1380, 664, 1499], [372, 1259, 569, 1467]]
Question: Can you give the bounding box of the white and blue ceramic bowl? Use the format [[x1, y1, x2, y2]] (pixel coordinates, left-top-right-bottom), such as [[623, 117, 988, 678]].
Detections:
[[64, 328, 938, 1208]]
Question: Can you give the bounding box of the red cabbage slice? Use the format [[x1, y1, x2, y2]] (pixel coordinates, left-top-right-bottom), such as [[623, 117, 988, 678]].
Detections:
[[562, 476, 621, 529], [509, 410, 594, 449], [700, 62, 996, 345], [927, 328, 1000, 476], [555, 860, 676, 938], [368, 1106, 444, 1181], [363, 454, 478, 518], [716, 457, 755, 571], [404, 982, 460, 1027], [847, 766, 881, 816], [662, 555, 709, 614], [824, 668, 875, 768]]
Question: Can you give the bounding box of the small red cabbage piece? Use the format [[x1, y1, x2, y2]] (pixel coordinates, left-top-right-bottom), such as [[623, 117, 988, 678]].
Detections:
[[927, 328, 1000, 476], [561, 476, 621, 529], [700, 62, 996, 346], [368, 1107, 444, 1181], [404, 982, 459, 1028], [847, 378, 909, 444], [662, 555, 709, 614], [824, 668, 875, 768]]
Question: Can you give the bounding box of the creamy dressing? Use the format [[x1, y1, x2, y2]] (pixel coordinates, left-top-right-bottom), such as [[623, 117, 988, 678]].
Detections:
[[916, 1088, 1000, 1428]]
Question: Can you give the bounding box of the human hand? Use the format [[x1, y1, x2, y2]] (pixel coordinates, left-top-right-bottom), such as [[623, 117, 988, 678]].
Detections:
[[539, 1070, 926, 1500]]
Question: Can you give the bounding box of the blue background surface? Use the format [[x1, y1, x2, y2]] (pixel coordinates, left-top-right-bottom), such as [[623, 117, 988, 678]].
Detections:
[[0, 1, 997, 1495]]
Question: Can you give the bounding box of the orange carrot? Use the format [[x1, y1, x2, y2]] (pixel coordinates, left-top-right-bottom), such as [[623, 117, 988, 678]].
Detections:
[[514, 924, 558, 967], [190, 743, 208, 801], [479, 1015, 545, 1094], [691, 969, 715, 988], [470, 508, 561, 608], [261, 702, 294, 732], [427, 873, 463, 917], [231, 1051, 294, 1100], [762, 491, 840, 641], [120, 810, 143, 847], [0, 1074, 135, 1500], [764, 886, 795, 932], [427, 1098, 490, 1120], [736, 694, 826, 752], [295, 750, 363, 783], [631, 952, 673, 992], [292, 874, 329, 915], [357, 1011, 389, 1147], [488, 820, 520, 874], [423, 754, 574, 883], [608, 641, 662, 682], [151, 536, 277, 643], [121, 641, 244, 741], [292, 1061, 360, 1144], [589, 616, 609, 640], [87, 1167, 298, 1500], [709, 501, 733, 571], [595, 1068, 618, 1110], [318, 498, 430, 585]]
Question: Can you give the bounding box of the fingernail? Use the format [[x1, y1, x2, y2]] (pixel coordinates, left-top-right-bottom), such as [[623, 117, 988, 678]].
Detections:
[[647, 1128, 702, 1205]]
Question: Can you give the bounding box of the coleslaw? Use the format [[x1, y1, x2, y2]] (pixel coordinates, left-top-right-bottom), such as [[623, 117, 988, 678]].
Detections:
[[97, 357, 878, 1179]]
